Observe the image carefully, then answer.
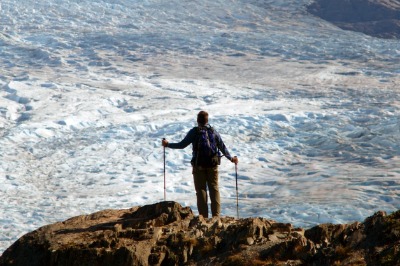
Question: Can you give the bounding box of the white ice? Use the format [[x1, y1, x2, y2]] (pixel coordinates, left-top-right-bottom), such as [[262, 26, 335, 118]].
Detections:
[[1, 0, 399, 254]]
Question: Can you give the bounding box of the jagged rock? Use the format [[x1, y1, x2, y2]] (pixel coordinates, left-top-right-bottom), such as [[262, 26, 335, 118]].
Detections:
[[307, 0, 400, 39], [1, 202, 400, 266]]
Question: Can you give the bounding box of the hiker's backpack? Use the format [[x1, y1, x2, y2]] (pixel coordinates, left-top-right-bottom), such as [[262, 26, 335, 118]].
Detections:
[[193, 126, 220, 167]]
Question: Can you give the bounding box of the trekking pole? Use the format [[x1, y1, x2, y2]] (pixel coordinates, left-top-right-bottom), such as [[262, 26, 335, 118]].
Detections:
[[163, 138, 166, 201], [234, 156, 239, 219]]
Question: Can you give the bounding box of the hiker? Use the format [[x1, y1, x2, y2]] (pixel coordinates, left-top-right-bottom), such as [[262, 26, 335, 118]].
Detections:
[[162, 111, 238, 218]]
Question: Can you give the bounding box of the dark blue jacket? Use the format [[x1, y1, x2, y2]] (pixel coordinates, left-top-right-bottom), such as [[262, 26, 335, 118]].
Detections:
[[167, 125, 233, 162]]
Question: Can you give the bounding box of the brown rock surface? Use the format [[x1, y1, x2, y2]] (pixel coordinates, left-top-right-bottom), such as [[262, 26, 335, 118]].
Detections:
[[307, 0, 400, 39], [1, 201, 400, 266]]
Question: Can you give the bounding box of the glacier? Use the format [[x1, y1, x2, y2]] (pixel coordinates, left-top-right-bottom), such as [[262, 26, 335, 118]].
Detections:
[[0, 0, 399, 254]]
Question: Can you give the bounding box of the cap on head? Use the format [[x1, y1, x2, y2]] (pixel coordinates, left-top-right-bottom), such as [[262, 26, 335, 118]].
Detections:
[[197, 111, 209, 126]]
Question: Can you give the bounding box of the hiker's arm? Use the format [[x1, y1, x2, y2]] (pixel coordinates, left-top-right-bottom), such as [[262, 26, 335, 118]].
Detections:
[[163, 128, 195, 149], [215, 132, 236, 162]]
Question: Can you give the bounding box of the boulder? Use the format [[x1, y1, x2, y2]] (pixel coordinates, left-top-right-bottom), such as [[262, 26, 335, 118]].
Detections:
[[1, 202, 399, 265]]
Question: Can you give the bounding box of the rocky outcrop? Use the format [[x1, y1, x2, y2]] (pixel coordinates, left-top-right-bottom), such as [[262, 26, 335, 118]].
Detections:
[[1, 201, 400, 266], [307, 0, 400, 39]]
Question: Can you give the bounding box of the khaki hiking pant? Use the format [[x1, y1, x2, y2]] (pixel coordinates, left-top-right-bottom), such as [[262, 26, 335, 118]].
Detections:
[[192, 166, 220, 218]]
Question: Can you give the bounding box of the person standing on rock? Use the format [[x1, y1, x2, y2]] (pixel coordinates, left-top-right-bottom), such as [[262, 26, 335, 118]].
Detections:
[[162, 111, 238, 218]]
